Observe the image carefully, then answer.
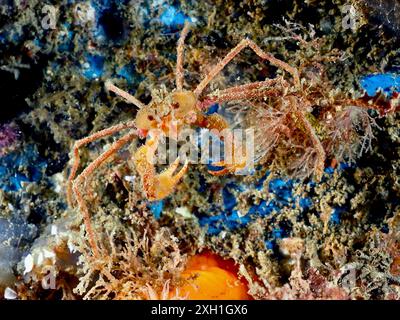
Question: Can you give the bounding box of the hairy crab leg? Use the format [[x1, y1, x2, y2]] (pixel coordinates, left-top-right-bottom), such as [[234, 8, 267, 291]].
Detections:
[[105, 80, 146, 109], [211, 78, 282, 96], [176, 20, 190, 91], [194, 38, 300, 97], [289, 96, 326, 180], [200, 88, 281, 110], [73, 130, 138, 258], [67, 120, 137, 207], [198, 79, 283, 110]]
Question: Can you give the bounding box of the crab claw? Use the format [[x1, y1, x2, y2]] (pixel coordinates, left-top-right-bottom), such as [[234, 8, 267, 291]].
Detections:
[[156, 157, 189, 199], [134, 133, 189, 201]]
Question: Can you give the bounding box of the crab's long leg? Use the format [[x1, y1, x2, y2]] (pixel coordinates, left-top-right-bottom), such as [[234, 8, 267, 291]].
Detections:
[[194, 38, 300, 97], [199, 87, 281, 110], [176, 20, 190, 91], [105, 80, 146, 109], [217, 87, 281, 103], [289, 96, 325, 180], [211, 79, 281, 96], [294, 109, 325, 179], [67, 120, 137, 207], [73, 130, 137, 258], [198, 79, 281, 110]]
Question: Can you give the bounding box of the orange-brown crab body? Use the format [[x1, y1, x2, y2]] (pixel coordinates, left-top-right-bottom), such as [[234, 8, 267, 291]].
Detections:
[[133, 91, 196, 201], [132, 89, 231, 200]]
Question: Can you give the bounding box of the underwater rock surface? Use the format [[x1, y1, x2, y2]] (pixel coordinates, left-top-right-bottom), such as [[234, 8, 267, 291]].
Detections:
[[0, 0, 399, 300]]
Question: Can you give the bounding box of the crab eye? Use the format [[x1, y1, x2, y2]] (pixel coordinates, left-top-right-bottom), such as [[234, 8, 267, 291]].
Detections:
[[147, 115, 155, 121], [172, 102, 180, 109]]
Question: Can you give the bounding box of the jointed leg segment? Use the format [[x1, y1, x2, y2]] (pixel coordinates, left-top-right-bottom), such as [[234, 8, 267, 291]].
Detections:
[[105, 80, 146, 109], [289, 96, 325, 179], [67, 120, 137, 207], [176, 21, 190, 91], [72, 130, 138, 258], [198, 80, 283, 110], [213, 79, 281, 95], [194, 38, 300, 98]]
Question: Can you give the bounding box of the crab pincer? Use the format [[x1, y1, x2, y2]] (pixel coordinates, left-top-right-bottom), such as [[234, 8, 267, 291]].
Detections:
[[134, 133, 189, 201]]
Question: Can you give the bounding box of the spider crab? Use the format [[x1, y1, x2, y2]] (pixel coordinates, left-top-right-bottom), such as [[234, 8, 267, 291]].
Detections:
[[66, 21, 302, 257]]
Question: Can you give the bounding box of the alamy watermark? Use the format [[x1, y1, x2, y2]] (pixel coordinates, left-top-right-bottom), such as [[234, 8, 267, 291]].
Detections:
[[143, 128, 255, 175], [41, 4, 57, 30], [341, 4, 359, 32]]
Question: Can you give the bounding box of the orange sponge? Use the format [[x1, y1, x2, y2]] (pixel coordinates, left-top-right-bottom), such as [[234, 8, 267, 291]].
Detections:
[[179, 251, 250, 300]]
